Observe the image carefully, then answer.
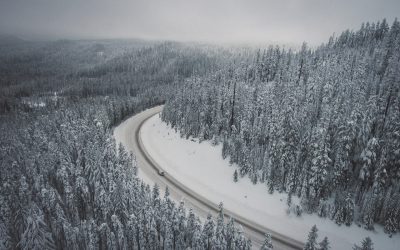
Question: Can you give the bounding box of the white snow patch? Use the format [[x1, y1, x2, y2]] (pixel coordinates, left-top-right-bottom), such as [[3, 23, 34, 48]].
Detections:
[[22, 100, 46, 108], [141, 114, 400, 250]]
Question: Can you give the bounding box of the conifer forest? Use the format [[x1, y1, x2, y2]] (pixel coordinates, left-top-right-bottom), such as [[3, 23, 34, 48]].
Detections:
[[163, 19, 400, 234], [0, 1, 399, 249]]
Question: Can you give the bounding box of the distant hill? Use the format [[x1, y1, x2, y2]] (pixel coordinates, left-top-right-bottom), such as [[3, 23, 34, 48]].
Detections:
[[0, 34, 26, 46]]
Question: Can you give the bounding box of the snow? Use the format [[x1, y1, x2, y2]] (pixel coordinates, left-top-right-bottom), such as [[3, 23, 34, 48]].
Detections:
[[22, 100, 46, 108], [141, 113, 400, 250]]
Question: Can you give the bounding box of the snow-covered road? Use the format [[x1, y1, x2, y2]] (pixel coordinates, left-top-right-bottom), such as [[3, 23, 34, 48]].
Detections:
[[113, 106, 303, 250]]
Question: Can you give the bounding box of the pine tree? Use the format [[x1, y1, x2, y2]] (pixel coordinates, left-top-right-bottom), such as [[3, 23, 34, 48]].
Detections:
[[361, 191, 376, 230], [309, 128, 331, 205], [344, 194, 355, 226], [186, 209, 197, 247], [215, 202, 227, 249], [202, 214, 215, 250], [234, 170, 239, 182], [153, 183, 160, 203], [287, 192, 293, 208], [359, 138, 379, 187], [226, 218, 236, 249], [260, 232, 273, 250], [353, 237, 374, 250], [18, 204, 55, 250], [318, 236, 330, 250], [303, 225, 318, 250]]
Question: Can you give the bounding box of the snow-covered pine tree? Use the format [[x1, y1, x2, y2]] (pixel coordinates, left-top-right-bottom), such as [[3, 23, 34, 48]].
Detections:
[[353, 237, 374, 250], [319, 236, 330, 250], [303, 225, 318, 250], [260, 232, 273, 250]]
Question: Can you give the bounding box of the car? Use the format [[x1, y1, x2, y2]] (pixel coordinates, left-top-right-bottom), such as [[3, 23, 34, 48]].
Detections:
[[158, 170, 165, 176]]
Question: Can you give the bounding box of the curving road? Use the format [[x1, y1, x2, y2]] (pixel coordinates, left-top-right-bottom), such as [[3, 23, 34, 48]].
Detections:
[[114, 106, 304, 250]]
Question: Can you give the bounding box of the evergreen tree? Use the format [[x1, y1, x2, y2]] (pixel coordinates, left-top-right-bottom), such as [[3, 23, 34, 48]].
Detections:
[[202, 214, 215, 250], [233, 170, 239, 182], [304, 225, 318, 250], [353, 237, 374, 250], [18, 204, 55, 250], [260, 232, 273, 250], [318, 236, 330, 250], [215, 202, 227, 249]]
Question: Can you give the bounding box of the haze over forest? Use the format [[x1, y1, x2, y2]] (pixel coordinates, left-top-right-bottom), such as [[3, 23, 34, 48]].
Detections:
[[0, 0, 399, 44]]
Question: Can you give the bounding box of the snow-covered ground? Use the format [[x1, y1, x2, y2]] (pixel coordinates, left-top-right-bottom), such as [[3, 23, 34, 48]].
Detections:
[[141, 113, 400, 250]]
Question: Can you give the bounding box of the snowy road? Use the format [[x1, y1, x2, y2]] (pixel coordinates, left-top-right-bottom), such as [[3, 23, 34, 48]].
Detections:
[[114, 106, 303, 250]]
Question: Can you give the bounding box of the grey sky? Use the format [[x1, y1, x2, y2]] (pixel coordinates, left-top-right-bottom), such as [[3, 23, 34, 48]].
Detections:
[[0, 0, 399, 45]]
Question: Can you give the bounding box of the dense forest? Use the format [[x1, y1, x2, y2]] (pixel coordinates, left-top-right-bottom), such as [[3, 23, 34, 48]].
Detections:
[[162, 19, 400, 234], [0, 39, 257, 249]]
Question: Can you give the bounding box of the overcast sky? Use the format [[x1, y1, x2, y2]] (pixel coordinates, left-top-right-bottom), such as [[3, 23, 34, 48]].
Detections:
[[0, 0, 399, 45]]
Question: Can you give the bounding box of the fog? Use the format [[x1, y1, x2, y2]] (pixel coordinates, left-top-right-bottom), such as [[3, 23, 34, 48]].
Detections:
[[0, 0, 399, 45]]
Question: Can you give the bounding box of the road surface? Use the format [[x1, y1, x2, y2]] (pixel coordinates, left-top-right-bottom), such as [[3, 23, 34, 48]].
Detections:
[[114, 106, 304, 250]]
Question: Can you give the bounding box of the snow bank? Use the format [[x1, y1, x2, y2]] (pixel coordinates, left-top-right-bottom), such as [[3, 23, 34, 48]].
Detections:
[[141, 114, 399, 250]]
